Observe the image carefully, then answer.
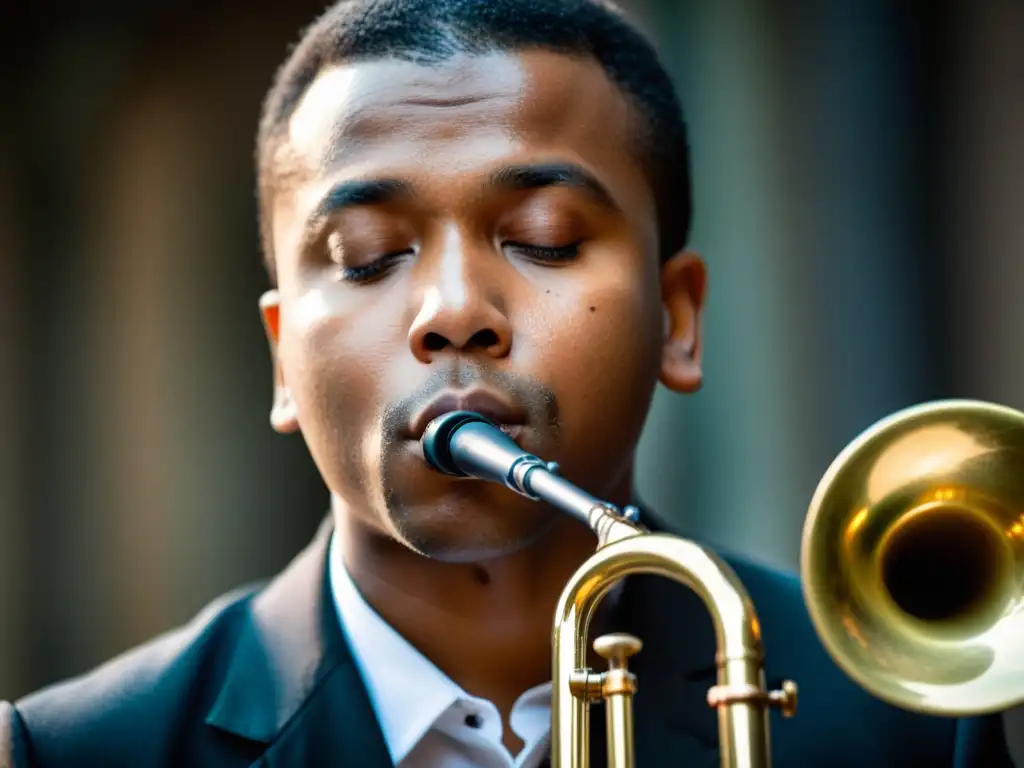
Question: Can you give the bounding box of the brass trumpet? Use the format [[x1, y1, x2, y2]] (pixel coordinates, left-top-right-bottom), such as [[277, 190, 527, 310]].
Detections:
[[422, 399, 1024, 768]]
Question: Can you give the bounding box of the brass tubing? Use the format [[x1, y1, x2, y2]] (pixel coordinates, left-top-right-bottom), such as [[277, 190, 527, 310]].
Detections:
[[604, 693, 635, 768], [551, 532, 774, 768]]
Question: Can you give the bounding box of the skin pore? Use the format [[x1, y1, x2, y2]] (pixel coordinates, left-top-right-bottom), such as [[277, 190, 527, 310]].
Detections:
[[260, 49, 706, 754]]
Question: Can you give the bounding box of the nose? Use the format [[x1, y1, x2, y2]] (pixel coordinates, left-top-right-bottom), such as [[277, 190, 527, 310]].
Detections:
[[408, 238, 513, 363]]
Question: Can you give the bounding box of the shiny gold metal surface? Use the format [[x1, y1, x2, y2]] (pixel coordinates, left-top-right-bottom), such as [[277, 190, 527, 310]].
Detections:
[[802, 399, 1024, 717], [553, 507, 797, 768]]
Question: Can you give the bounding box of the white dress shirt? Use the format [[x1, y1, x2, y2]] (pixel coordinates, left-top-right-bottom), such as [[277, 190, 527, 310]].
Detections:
[[328, 534, 552, 767]]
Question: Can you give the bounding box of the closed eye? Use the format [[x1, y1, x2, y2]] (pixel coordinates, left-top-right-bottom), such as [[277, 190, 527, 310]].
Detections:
[[337, 249, 414, 283], [504, 240, 582, 263]]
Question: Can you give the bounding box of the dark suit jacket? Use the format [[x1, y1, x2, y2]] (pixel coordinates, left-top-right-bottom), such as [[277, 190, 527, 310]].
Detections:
[[0, 514, 1015, 767]]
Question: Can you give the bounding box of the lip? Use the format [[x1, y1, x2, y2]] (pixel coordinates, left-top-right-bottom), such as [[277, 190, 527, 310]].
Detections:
[[407, 388, 528, 441]]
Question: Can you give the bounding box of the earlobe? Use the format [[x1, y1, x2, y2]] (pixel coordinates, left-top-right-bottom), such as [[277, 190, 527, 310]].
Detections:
[[659, 251, 707, 394], [259, 290, 300, 434], [270, 387, 300, 434]]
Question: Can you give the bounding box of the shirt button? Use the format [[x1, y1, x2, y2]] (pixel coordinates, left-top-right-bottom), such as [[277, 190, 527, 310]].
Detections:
[[464, 713, 483, 729]]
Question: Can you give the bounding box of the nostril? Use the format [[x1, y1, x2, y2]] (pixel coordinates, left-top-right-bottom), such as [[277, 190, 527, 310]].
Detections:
[[419, 328, 503, 355], [423, 332, 448, 352], [469, 329, 499, 349]]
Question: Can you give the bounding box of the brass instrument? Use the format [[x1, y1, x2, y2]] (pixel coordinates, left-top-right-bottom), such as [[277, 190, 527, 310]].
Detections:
[[422, 399, 1024, 767], [801, 398, 1024, 717], [422, 411, 798, 768]]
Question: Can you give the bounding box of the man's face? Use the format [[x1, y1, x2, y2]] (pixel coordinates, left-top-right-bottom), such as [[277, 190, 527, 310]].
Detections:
[[263, 50, 703, 561]]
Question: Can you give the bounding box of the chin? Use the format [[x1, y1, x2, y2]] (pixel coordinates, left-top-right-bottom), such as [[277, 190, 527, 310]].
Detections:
[[386, 490, 563, 563]]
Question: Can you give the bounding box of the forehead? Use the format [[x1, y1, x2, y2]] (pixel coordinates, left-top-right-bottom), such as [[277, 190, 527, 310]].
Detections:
[[275, 50, 651, 220]]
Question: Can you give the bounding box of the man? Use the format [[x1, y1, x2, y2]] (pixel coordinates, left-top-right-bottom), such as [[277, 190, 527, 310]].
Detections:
[[0, 0, 1015, 765]]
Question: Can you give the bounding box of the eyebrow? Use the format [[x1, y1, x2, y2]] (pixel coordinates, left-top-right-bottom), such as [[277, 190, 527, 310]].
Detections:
[[304, 161, 621, 234], [489, 162, 621, 213], [310, 178, 413, 222]]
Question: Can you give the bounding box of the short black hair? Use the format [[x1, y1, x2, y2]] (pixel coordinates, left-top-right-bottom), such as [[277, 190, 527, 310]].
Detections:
[[256, 0, 691, 285]]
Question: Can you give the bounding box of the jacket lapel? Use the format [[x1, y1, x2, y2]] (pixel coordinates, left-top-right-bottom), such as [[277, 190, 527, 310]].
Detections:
[[256, 660, 392, 768], [205, 517, 392, 768]]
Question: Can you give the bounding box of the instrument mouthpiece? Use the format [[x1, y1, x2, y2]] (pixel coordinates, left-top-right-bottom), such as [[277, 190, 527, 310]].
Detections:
[[421, 410, 495, 477], [421, 409, 553, 499], [419, 408, 635, 533]]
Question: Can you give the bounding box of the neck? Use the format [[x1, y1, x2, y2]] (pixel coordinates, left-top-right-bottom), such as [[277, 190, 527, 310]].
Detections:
[[332, 480, 635, 708]]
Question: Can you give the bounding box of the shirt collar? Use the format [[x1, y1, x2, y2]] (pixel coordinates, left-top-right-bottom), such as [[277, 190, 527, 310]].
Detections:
[[328, 533, 465, 764]]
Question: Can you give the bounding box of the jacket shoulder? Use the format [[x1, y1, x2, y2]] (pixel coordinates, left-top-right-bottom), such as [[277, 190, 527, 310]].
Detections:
[[716, 547, 807, 622], [8, 583, 263, 768]]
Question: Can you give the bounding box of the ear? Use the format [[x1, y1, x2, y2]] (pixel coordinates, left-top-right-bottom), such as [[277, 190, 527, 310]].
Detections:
[[659, 251, 707, 394], [259, 290, 300, 434]]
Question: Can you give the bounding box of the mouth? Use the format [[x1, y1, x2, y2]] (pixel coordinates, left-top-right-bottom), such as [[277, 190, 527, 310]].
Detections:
[[407, 389, 528, 441]]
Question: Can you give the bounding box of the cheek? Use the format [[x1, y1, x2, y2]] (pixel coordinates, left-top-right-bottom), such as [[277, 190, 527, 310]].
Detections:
[[531, 266, 662, 379], [278, 288, 396, 425], [524, 274, 661, 487]]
